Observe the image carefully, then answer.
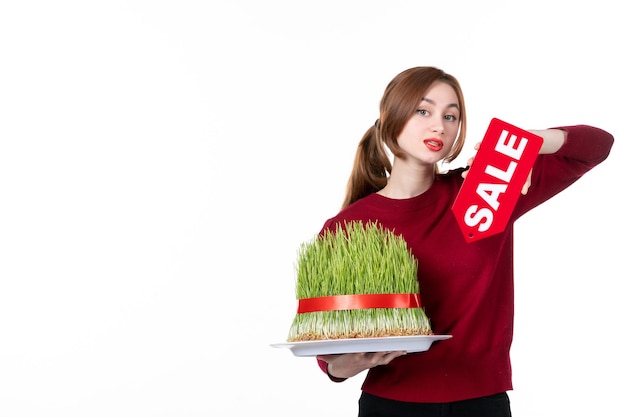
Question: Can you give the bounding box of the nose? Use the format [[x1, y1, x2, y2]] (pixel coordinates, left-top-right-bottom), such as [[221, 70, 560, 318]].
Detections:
[[431, 121, 444, 134]]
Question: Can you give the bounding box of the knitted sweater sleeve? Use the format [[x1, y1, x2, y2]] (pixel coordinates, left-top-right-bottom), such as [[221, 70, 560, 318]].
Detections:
[[513, 124, 613, 217], [554, 125, 613, 165]]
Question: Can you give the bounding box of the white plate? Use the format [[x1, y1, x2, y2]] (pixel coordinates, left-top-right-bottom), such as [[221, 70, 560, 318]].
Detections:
[[270, 335, 451, 357]]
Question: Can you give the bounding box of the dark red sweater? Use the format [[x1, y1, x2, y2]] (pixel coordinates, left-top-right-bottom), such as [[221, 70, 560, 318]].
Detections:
[[316, 125, 613, 403]]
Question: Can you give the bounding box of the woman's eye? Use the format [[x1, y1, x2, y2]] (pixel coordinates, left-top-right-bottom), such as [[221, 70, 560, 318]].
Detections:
[[416, 109, 429, 116], [444, 114, 457, 121]]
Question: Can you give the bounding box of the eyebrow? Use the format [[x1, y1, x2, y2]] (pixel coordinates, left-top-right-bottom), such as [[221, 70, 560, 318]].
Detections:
[[421, 97, 460, 110]]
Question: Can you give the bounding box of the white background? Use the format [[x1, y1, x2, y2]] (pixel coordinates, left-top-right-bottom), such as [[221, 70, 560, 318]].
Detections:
[[1, 1, 624, 416]]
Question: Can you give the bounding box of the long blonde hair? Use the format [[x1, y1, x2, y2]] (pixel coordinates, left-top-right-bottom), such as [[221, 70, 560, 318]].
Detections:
[[341, 66, 467, 209]]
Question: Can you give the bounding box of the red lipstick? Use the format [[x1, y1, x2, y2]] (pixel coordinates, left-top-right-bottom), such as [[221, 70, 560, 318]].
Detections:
[[424, 138, 444, 152]]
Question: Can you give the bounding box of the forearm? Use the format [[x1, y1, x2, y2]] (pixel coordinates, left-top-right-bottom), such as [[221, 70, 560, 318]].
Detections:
[[531, 125, 613, 163], [528, 128, 566, 155]]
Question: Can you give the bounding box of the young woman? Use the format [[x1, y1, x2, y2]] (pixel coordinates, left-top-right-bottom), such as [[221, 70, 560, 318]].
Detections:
[[314, 66, 614, 417]]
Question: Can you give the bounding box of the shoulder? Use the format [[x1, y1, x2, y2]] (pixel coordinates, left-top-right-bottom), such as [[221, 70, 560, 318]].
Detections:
[[320, 194, 380, 234]]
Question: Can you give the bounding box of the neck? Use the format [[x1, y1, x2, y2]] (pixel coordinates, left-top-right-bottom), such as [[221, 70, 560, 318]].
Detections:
[[378, 163, 436, 199]]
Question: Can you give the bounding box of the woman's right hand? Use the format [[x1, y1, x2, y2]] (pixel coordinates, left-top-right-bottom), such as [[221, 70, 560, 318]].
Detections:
[[317, 351, 407, 379]]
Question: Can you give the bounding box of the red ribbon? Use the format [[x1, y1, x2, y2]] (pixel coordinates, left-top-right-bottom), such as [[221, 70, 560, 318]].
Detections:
[[297, 293, 422, 314]]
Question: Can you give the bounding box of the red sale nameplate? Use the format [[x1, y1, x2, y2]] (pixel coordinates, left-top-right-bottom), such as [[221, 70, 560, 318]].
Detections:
[[452, 118, 543, 242]]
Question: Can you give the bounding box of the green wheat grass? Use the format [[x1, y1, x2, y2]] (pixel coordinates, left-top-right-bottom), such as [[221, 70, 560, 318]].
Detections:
[[287, 220, 432, 341]]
